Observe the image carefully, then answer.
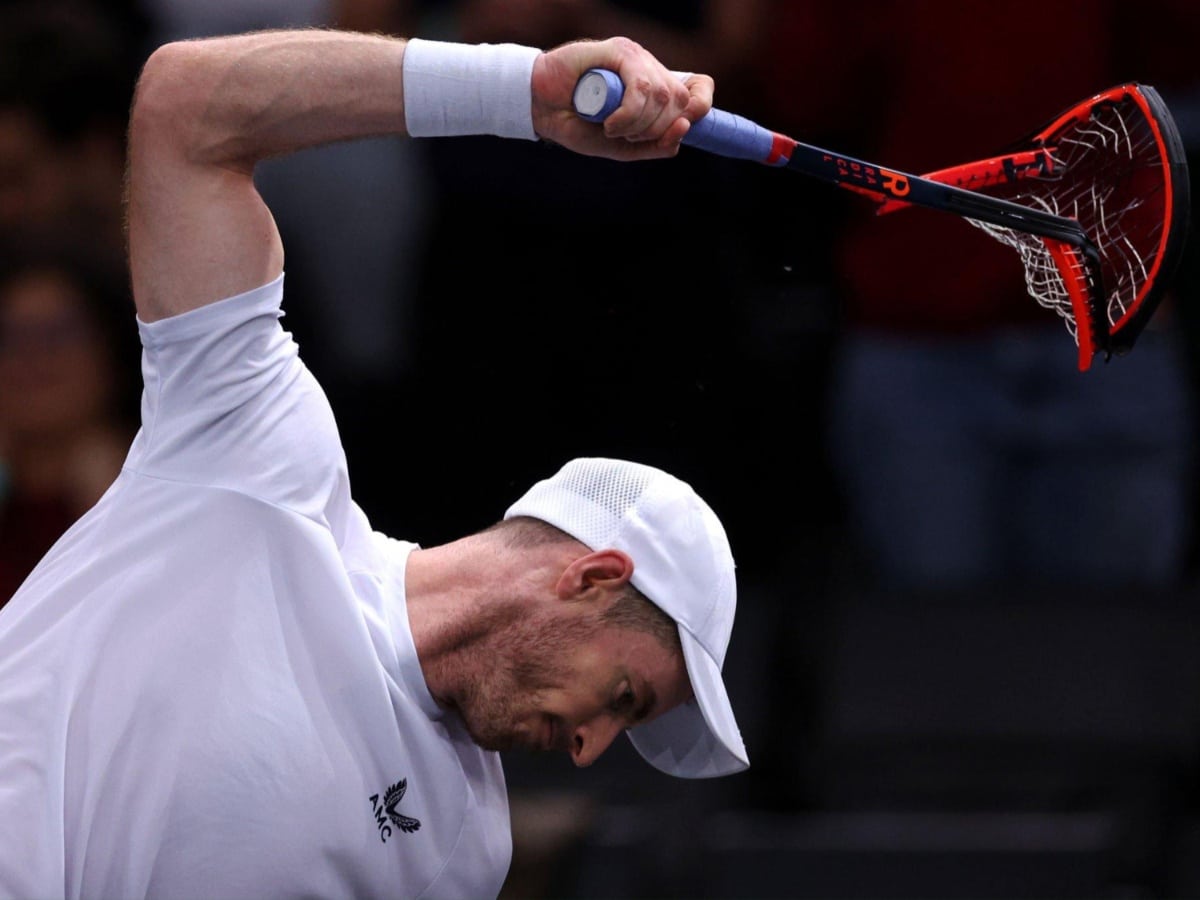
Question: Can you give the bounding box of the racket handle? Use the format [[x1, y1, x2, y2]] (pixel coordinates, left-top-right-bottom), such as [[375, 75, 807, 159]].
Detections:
[[572, 68, 783, 164]]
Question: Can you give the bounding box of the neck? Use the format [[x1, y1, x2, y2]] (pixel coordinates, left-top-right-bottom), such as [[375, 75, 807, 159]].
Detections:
[[403, 531, 576, 710]]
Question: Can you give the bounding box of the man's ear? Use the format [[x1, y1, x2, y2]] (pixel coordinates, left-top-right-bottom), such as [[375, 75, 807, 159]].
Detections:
[[555, 549, 634, 600]]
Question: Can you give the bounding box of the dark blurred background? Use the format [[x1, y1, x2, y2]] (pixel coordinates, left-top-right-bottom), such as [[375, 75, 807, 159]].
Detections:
[[2, 0, 1199, 897]]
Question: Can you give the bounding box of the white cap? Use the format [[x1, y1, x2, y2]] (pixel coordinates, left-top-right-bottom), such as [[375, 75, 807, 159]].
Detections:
[[504, 457, 748, 778]]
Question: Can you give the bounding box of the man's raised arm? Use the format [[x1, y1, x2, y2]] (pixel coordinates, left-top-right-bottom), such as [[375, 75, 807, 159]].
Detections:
[[125, 29, 711, 323]]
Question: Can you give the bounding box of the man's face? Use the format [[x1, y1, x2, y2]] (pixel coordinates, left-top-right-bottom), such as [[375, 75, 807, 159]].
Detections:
[[0, 109, 125, 240], [456, 610, 691, 767], [0, 268, 113, 439]]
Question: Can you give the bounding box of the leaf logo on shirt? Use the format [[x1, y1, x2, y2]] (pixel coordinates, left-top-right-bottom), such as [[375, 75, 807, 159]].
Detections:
[[369, 778, 421, 842]]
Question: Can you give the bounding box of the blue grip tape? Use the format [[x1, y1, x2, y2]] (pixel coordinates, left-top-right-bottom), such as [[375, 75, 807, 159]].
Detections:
[[685, 108, 776, 163], [572, 68, 778, 164]]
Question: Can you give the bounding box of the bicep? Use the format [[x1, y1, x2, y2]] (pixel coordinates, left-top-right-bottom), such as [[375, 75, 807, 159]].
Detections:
[[127, 147, 283, 323]]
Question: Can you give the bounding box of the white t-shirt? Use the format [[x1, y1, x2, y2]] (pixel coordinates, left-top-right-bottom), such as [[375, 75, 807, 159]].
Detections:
[[0, 276, 511, 900]]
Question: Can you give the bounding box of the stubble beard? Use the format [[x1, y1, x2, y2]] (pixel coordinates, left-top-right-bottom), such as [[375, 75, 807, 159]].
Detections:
[[455, 611, 598, 753]]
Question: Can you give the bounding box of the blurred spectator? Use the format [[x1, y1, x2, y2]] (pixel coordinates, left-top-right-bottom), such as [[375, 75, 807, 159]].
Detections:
[[754, 0, 1200, 592], [139, 0, 331, 39], [0, 1, 141, 259], [0, 238, 141, 605], [0, 1, 143, 606]]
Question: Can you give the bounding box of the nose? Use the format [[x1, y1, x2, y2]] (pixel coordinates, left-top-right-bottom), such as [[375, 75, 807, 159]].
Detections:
[[569, 716, 624, 767]]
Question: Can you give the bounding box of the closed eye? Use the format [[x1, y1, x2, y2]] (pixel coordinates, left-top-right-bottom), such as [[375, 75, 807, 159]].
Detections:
[[612, 684, 636, 716], [613, 681, 657, 725]]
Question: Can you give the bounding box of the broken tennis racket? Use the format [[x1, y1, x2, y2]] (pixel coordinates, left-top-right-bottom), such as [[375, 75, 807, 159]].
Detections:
[[574, 70, 1191, 371]]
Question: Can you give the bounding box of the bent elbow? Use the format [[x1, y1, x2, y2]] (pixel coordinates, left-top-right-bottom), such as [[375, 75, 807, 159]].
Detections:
[[128, 42, 201, 156], [129, 39, 262, 171]]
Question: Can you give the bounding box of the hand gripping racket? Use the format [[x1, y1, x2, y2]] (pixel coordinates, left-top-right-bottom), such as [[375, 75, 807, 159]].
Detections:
[[574, 70, 1191, 371]]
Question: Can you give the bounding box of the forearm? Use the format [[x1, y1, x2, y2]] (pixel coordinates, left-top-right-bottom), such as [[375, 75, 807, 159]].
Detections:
[[132, 29, 409, 172]]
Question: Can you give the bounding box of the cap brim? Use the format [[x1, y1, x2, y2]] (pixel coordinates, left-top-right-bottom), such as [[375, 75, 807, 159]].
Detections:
[[627, 627, 749, 778]]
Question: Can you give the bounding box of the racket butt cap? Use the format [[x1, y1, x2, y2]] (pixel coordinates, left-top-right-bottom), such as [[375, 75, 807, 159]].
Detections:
[[573, 69, 623, 121]]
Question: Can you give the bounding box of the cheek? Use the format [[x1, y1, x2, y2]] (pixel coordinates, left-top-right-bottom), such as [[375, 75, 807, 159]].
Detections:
[[530, 670, 612, 723], [511, 629, 614, 719]]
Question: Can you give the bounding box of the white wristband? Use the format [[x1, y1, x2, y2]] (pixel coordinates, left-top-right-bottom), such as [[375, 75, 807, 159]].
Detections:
[[402, 38, 541, 141]]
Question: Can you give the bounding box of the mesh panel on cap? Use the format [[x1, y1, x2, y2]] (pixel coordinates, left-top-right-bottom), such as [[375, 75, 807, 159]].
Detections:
[[556, 459, 656, 541]]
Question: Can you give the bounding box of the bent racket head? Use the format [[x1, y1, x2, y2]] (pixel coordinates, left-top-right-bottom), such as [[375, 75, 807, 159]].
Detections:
[[890, 83, 1190, 371]]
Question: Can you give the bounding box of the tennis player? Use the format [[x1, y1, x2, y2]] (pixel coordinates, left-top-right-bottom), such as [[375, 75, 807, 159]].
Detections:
[[0, 28, 747, 899]]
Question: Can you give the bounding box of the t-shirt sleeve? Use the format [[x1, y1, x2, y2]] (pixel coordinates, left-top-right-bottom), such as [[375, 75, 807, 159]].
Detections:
[[126, 275, 352, 526]]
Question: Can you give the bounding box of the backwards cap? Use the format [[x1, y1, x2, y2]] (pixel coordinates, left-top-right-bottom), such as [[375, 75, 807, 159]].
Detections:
[[504, 457, 748, 778]]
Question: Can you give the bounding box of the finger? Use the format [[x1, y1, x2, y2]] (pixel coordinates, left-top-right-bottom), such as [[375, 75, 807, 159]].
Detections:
[[683, 74, 715, 124], [604, 54, 690, 140], [640, 76, 711, 151], [651, 116, 691, 152], [603, 72, 656, 137]]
